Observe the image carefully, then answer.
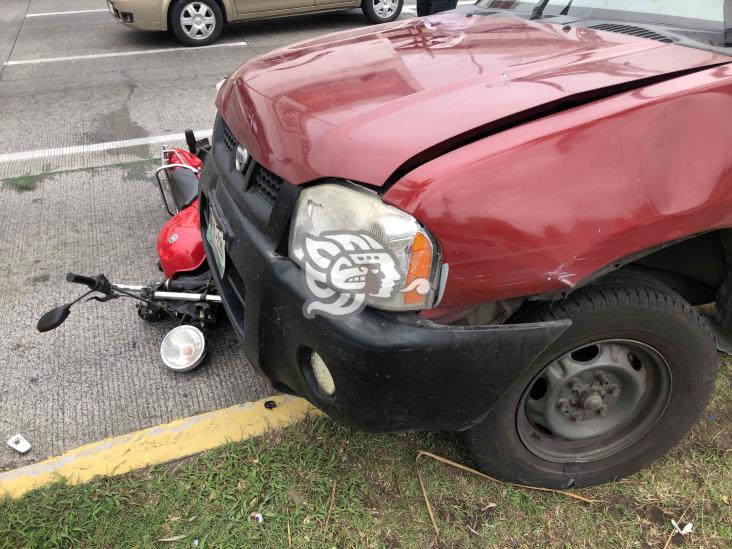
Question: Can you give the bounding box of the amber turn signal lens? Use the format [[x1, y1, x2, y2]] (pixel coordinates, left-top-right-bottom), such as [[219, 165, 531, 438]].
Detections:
[[404, 232, 433, 305]]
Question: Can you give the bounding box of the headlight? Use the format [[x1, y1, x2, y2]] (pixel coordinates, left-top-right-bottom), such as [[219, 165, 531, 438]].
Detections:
[[289, 183, 441, 311]]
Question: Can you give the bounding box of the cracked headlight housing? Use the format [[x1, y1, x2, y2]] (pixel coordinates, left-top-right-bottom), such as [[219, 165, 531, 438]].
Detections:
[[289, 183, 441, 311]]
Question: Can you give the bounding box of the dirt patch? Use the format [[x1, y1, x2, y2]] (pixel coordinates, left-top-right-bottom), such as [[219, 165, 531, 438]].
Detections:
[[1, 172, 54, 192]]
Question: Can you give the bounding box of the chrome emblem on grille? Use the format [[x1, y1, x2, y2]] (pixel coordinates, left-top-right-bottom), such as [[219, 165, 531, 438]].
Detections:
[[235, 145, 250, 172]]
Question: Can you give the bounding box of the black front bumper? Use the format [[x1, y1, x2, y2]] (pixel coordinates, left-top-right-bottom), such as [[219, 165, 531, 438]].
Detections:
[[199, 117, 569, 433]]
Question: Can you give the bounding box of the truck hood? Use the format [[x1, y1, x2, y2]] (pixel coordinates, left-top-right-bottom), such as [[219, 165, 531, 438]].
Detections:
[[218, 14, 728, 186]]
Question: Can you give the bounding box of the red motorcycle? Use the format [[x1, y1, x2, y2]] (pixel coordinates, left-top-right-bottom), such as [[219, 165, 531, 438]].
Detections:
[[37, 130, 220, 372]]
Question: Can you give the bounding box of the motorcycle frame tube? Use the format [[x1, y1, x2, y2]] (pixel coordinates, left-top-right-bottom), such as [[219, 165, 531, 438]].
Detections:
[[112, 284, 222, 303]]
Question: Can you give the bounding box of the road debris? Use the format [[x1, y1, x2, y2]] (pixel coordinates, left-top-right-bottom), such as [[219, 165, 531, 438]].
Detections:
[[671, 520, 693, 536], [157, 534, 187, 542], [662, 486, 702, 549], [6, 434, 31, 454], [324, 480, 337, 530]]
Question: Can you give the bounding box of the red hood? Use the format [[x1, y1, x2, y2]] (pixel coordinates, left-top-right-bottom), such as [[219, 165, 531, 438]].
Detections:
[[218, 14, 727, 186]]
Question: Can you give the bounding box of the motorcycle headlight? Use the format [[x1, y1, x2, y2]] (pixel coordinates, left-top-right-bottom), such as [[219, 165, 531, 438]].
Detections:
[[289, 183, 441, 311]]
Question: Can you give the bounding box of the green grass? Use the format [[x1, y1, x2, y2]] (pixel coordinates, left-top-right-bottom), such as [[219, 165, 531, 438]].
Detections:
[[1, 361, 730, 548]]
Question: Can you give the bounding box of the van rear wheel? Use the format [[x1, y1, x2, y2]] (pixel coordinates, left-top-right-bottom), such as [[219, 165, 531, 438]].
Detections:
[[463, 278, 717, 488]]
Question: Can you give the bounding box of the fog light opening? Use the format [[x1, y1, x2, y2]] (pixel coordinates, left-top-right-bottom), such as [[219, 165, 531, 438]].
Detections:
[[310, 351, 336, 396], [160, 325, 206, 372]]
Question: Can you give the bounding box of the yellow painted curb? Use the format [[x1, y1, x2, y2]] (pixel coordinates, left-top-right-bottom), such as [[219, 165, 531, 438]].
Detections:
[[0, 395, 319, 499]]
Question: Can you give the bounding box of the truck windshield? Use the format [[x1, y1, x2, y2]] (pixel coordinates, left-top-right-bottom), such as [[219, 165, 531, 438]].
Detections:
[[475, 0, 728, 47], [549, 0, 721, 24]]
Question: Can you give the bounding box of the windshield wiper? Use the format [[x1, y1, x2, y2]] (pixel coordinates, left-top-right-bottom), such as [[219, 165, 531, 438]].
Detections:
[[530, 0, 550, 20], [531, 0, 574, 20]]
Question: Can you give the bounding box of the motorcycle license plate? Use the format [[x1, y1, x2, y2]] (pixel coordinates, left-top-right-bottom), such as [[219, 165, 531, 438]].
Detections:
[[206, 207, 226, 278]]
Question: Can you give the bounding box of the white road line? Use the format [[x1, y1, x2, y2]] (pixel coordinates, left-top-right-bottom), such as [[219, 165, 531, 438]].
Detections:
[[26, 9, 108, 17], [0, 130, 213, 164], [4, 41, 248, 66]]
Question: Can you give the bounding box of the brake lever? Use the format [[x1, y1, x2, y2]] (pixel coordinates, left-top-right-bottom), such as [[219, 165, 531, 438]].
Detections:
[[87, 294, 119, 303]]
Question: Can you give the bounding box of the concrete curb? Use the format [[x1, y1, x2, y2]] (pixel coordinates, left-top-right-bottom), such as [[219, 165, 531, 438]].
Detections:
[[0, 395, 319, 499]]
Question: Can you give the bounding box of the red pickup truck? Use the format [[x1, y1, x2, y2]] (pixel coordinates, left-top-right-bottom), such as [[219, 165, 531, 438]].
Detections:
[[201, 1, 732, 488]]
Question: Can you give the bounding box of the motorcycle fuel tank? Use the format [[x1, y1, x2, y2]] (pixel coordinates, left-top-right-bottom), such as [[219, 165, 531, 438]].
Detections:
[[157, 198, 206, 279]]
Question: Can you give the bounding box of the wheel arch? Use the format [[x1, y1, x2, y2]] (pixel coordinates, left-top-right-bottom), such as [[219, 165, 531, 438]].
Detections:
[[163, 0, 234, 31], [481, 229, 732, 333], [575, 229, 732, 307]]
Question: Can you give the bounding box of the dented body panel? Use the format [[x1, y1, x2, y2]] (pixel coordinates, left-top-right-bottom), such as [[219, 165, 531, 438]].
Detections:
[[217, 14, 730, 187], [217, 13, 732, 310], [385, 64, 732, 308]]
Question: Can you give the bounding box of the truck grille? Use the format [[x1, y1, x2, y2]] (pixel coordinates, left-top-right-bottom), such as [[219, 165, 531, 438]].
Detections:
[[216, 116, 286, 207], [222, 123, 238, 153], [251, 164, 283, 206]]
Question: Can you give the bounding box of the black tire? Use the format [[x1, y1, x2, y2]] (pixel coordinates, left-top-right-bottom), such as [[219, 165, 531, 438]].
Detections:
[[170, 0, 224, 47], [362, 0, 404, 24], [462, 276, 717, 488]]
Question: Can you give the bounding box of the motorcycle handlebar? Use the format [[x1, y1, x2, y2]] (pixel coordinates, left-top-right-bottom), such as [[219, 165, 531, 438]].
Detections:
[[66, 272, 106, 291]]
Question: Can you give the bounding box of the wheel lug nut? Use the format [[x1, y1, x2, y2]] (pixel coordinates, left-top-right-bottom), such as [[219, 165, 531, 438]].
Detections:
[[569, 381, 581, 392], [607, 385, 620, 397], [596, 372, 610, 386], [598, 404, 608, 416], [571, 411, 583, 422]]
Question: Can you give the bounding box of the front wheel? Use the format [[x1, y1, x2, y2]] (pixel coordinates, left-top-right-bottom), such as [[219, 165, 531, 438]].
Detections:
[[362, 0, 403, 24], [463, 277, 717, 488], [170, 0, 224, 47]]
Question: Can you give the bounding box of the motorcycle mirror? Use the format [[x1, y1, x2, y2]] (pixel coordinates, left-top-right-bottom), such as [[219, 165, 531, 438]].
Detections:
[[185, 129, 197, 154], [37, 303, 72, 333]]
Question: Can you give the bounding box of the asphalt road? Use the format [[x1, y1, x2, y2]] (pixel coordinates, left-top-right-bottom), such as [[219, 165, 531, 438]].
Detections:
[[0, 0, 425, 469]]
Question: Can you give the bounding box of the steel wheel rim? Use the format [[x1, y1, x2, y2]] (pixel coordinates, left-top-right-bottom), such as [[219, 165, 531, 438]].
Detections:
[[373, 0, 398, 18], [180, 2, 216, 40], [517, 339, 672, 463]]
